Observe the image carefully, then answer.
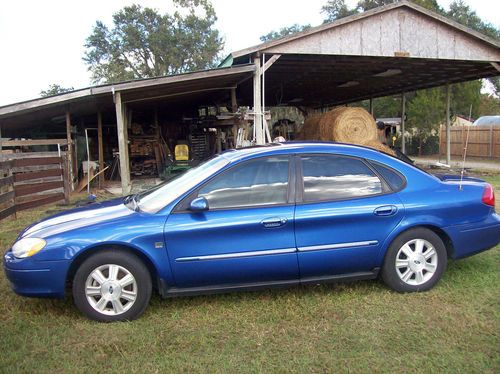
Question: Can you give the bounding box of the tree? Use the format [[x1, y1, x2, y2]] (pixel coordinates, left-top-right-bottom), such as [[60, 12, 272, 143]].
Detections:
[[406, 88, 445, 156], [321, 0, 357, 23], [447, 0, 499, 40], [260, 24, 311, 42], [40, 84, 74, 97], [478, 94, 500, 116], [83, 1, 223, 84], [450, 80, 482, 119]]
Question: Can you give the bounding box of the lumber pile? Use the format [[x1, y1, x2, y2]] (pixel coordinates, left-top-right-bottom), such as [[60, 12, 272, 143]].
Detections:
[[299, 107, 394, 155]]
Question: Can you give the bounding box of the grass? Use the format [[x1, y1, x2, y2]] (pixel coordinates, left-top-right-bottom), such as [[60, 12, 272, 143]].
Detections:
[[1, 180, 499, 373]]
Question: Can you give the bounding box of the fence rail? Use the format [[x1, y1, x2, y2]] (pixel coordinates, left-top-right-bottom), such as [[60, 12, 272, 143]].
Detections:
[[0, 156, 70, 221], [440, 125, 500, 158]]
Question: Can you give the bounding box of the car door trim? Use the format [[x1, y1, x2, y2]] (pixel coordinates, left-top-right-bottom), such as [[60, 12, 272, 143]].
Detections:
[[297, 240, 378, 252], [175, 247, 297, 262]]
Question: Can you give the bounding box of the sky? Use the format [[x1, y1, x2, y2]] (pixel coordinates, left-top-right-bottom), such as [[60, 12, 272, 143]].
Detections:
[[0, 0, 498, 106]]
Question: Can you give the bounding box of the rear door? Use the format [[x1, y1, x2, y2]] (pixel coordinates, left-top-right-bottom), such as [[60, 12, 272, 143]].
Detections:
[[294, 154, 405, 279], [164, 155, 299, 288]]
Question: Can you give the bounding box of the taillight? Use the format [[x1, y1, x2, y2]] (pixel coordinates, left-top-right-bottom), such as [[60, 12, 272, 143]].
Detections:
[[482, 184, 495, 207]]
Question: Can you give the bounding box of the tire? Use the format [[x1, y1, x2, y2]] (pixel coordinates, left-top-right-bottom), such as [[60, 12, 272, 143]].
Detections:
[[381, 228, 447, 293], [72, 250, 152, 322]]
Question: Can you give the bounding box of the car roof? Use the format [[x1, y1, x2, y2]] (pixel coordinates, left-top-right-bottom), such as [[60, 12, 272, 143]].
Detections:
[[220, 141, 393, 162]]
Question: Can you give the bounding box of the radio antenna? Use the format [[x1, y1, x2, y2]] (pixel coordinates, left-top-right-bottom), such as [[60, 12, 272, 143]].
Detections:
[[459, 104, 473, 191]]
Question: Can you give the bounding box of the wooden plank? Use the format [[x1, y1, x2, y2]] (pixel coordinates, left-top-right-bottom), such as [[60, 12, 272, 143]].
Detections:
[[15, 181, 63, 197], [13, 169, 62, 182], [13, 157, 62, 167], [16, 193, 64, 212], [0, 190, 15, 205], [1, 139, 68, 147], [0, 160, 14, 171], [0, 175, 13, 188], [62, 155, 70, 204], [0, 205, 16, 221]]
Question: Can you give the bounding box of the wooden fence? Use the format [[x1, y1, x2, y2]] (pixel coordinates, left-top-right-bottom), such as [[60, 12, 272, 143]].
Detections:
[[439, 125, 500, 158], [0, 156, 70, 221]]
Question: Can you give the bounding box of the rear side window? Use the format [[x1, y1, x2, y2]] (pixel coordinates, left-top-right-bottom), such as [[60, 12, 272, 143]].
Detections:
[[198, 156, 289, 209], [370, 162, 406, 191], [301, 155, 383, 202]]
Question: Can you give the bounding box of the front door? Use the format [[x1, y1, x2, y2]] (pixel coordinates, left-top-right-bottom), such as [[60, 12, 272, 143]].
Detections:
[[294, 154, 405, 279], [164, 155, 299, 288]]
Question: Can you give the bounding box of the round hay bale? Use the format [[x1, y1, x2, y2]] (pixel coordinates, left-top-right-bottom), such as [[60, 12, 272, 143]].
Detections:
[[318, 107, 344, 141], [364, 140, 396, 156], [319, 107, 378, 144], [301, 113, 323, 140]]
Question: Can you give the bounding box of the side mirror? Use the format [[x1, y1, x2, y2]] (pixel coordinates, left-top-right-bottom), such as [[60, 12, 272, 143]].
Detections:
[[189, 196, 209, 212]]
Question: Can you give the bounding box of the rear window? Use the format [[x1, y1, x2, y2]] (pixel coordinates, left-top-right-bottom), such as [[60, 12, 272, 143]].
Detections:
[[370, 162, 406, 191]]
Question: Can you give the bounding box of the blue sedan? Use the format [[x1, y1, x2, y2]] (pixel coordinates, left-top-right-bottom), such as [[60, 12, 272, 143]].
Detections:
[[4, 143, 500, 321]]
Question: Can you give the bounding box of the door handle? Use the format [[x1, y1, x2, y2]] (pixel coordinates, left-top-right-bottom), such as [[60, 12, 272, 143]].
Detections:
[[261, 217, 288, 228], [374, 205, 397, 216]]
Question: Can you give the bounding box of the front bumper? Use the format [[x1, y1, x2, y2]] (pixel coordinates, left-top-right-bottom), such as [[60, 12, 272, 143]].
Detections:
[[444, 213, 500, 259], [3, 251, 69, 298]]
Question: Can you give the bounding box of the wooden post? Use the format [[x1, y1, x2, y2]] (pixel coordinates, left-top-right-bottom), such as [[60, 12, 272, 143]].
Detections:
[[115, 92, 131, 195], [0, 124, 2, 153], [231, 88, 238, 113], [369, 98, 374, 117], [401, 92, 406, 154], [489, 124, 494, 158], [65, 110, 74, 190], [62, 155, 70, 204], [253, 55, 264, 145], [446, 83, 451, 165], [97, 111, 104, 188]]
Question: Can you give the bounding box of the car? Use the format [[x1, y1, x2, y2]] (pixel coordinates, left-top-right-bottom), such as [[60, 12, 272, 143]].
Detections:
[[4, 142, 500, 321]]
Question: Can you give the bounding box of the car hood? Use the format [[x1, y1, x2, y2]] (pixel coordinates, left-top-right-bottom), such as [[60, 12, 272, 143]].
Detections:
[[18, 197, 135, 239]]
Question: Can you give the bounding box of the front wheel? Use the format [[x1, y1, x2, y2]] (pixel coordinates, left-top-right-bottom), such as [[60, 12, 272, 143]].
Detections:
[[381, 228, 447, 292], [72, 250, 152, 322]]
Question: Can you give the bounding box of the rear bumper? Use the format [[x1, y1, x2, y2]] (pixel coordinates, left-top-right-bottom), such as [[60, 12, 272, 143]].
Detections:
[[3, 251, 68, 298], [444, 213, 500, 259]]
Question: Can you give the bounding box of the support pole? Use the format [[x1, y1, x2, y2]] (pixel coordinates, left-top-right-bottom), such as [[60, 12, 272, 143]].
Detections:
[[446, 83, 451, 165], [231, 88, 238, 113], [97, 111, 104, 188], [115, 92, 131, 195], [401, 93, 406, 154], [65, 110, 74, 190], [369, 98, 374, 117], [253, 55, 264, 145]]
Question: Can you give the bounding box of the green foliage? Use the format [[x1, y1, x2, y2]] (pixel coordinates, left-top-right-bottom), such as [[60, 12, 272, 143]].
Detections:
[[40, 84, 74, 97], [373, 95, 403, 118], [260, 24, 311, 42], [450, 80, 481, 118], [478, 94, 500, 116], [321, 0, 357, 22], [447, 0, 499, 39], [83, 1, 223, 84], [406, 87, 445, 147]]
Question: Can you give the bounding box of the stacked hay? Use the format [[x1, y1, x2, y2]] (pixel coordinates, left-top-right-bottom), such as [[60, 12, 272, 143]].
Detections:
[[301, 107, 394, 155], [300, 113, 323, 141]]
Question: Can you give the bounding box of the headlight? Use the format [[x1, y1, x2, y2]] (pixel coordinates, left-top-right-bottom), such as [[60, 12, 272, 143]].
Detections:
[[12, 238, 46, 258]]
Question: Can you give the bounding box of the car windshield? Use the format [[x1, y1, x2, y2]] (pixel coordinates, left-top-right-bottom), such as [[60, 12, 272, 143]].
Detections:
[[135, 155, 230, 214]]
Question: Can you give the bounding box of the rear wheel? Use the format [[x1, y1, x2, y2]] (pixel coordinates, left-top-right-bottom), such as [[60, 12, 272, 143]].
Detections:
[[72, 250, 152, 322], [382, 228, 447, 292]]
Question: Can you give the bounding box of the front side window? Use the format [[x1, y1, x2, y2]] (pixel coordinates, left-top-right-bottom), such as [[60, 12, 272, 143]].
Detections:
[[198, 156, 289, 210], [301, 155, 383, 202]]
